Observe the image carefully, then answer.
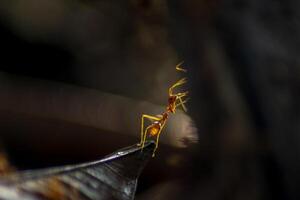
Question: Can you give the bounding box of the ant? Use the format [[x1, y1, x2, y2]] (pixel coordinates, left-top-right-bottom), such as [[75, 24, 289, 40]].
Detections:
[[138, 62, 189, 157]]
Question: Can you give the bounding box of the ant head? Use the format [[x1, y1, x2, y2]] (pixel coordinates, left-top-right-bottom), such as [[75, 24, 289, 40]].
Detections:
[[168, 96, 177, 113]]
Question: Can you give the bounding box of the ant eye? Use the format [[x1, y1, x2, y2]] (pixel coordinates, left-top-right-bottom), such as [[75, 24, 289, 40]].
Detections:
[[168, 96, 175, 104]]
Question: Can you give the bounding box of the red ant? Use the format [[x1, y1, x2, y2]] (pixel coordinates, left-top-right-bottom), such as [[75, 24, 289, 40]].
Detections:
[[138, 62, 189, 156]]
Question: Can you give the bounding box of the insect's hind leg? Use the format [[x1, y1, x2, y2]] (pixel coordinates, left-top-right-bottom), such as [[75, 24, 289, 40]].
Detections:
[[138, 115, 145, 146], [141, 127, 151, 149], [152, 132, 161, 157], [152, 122, 165, 157]]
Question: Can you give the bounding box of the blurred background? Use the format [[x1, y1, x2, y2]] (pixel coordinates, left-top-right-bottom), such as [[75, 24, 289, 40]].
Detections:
[[0, 0, 299, 199]]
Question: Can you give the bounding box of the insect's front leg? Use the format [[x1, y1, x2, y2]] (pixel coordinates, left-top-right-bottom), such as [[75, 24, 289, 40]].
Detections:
[[176, 95, 189, 112]]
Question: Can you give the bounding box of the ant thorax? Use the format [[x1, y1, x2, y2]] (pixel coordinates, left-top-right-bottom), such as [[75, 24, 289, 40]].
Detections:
[[167, 95, 177, 113], [161, 112, 169, 120]]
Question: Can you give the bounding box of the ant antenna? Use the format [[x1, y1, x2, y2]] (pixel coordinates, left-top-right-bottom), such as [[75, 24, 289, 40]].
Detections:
[[176, 61, 187, 72]]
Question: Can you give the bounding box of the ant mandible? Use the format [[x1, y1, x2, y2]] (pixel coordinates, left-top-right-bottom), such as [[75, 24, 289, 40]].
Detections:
[[138, 62, 189, 157]]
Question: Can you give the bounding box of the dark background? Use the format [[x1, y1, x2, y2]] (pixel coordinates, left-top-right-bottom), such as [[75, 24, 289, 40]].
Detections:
[[0, 0, 299, 199]]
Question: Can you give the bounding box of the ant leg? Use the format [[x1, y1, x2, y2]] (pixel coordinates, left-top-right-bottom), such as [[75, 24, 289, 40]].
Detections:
[[176, 96, 189, 112], [138, 114, 161, 146], [139, 115, 145, 146], [178, 96, 187, 112], [152, 122, 165, 157], [177, 91, 189, 97], [142, 127, 151, 149], [152, 132, 161, 157]]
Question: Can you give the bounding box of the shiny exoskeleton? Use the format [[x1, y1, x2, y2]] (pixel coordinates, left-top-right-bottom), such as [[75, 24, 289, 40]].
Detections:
[[138, 62, 188, 156]]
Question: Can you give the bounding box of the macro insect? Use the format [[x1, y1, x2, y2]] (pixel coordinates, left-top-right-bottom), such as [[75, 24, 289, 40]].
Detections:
[[138, 62, 189, 156]]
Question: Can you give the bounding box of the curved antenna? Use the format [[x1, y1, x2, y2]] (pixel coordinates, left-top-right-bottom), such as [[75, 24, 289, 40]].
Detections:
[[168, 78, 187, 96], [175, 61, 187, 72], [169, 61, 187, 96]]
